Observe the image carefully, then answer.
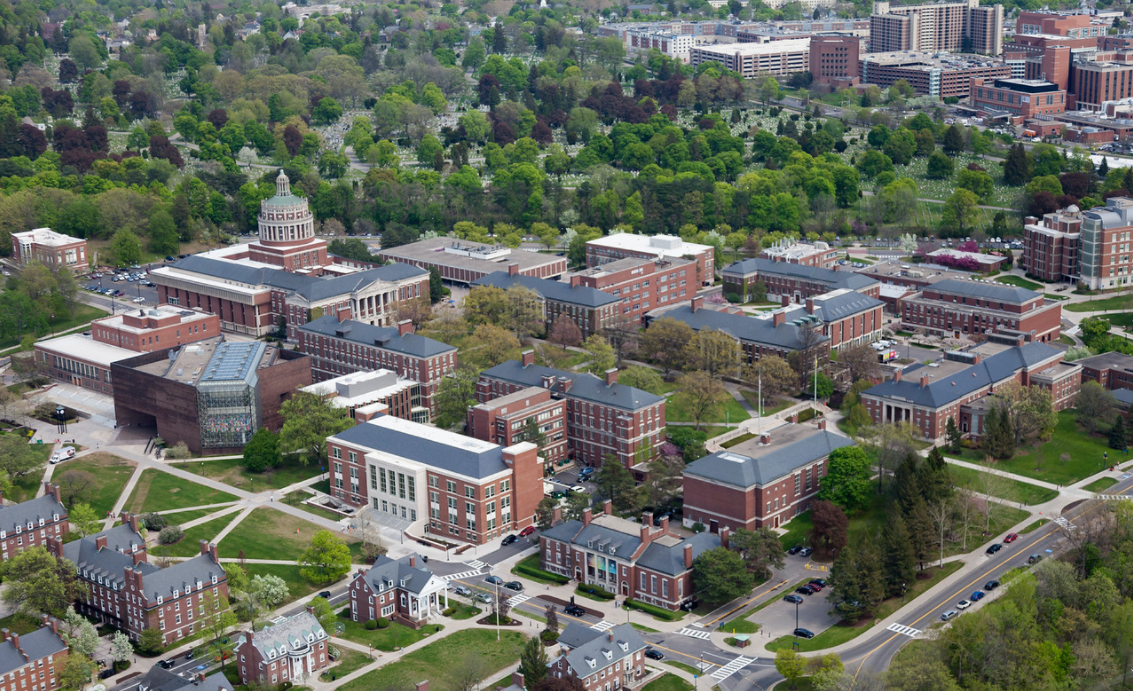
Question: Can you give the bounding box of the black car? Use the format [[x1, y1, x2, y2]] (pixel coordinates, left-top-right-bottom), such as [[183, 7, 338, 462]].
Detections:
[[158, 660, 176, 669], [809, 579, 827, 588], [787, 545, 803, 555], [793, 628, 816, 639], [502, 534, 519, 547], [185, 651, 194, 660], [784, 594, 804, 604], [485, 575, 504, 585], [1027, 554, 1043, 564], [986, 543, 1003, 554], [504, 581, 524, 592], [984, 580, 1000, 590], [318, 591, 332, 599], [565, 604, 586, 617], [796, 585, 817, 596], [644, 648, 664, 661]]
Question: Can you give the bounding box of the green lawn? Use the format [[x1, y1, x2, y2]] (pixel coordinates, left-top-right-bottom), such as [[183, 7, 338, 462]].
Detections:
[[320, 649, 371, 682], [739, 391, 792, 416], [0, 304, 107, 351], [642, 674, 693, 691], [1058, 334, 1076, 345], [7, 444, 52, 503], [765, 561, 964, 653], [972, 410, 1124, 484], [217, 507, 360, 561], [1020, 518, 1048, 534], [1064, 294, 1133, 312], [337, 612, 443, 651], [156, 508, 219, 524], [151, 513, 239, 558], [0, 613, 44, 635], [447, 602, 482, 620], [1083, 477, 1119, 492], [994, 275, 1043, 291], [125, 469, 238, 514], [243, 564, 322, 605], [338, 629, 526, 691], [665, 391, 750, 425], [57, 453, 136, 515], [718, 611, 760, 634], [664, 661, 701, 676], [180, 455, 321, 492], [947, 465, 1059, 505]]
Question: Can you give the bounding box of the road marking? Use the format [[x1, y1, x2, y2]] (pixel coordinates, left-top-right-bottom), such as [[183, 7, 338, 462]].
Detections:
[[507, 593, 531, 607], [677, 627, 712, 640], [703, 580, 789, 626], [710, 656, 754, 681], [1099, 494, 1133, 501], [885, 623, 921, 638], [465, 559, 488, 569], [444, 570, 483, 581], [590, 620, 615, 631]]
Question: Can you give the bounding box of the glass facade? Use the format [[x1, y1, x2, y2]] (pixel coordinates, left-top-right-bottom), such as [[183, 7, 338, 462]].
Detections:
[[196, 342, 264, 448]]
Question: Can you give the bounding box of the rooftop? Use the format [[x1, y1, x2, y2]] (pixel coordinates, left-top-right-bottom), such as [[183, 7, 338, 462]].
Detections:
[[858, 259, 978, 285], [654, 303, 831, 350], [861, 50, 1006, 69], [760, 240, 833, 261], [925, 249, 1008, 265], [377, 237, 565, 275], [35, 333, 137, 367], [361, 553, 442, 596], [924, 278, 1041, 303], [242, 612, 327, 659], [685, 423, 854, 488], [472, 272, 619, 308], [299, 316, 455, 358], [92, 306, 215, 334], [0, 493, 66, 537], [586, 233, 713, 259], [11, 227, 83, 247], [301, 369, 417, 408], [480, 360, 665, 411], [0, 626, 67, 675], [691, 37, 810, 54], [723, 257, 879, 292], [1075, 351, 1133, 371], [135, 337, 280, 387]]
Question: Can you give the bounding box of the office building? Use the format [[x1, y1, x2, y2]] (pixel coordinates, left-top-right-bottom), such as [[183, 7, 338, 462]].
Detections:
[[722, 257, 880, 302], [10, 228, 87, 273], [869, 0, 1003, 55], [0, 484, 67, 562], [860, 51, 1011, 98], [758, 240, 839, 269], [969, 78, 1067, 118], [586, 234, 714, 286], [376, 237, 567, 285], [347, 554, 448, 626], [1022, 204, 1082, 282], [1069, 52, 1133, 109], [809, 35, 861, 87], [897, 278, 1062, 342], [467, 387, 569, 466], [235, 611, 330, 686], [570, 257, 697, 325], [689, 38, 811, 78]]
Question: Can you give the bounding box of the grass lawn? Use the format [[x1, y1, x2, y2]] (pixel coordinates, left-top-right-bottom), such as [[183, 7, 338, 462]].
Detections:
[[337, 614, 444, 651], [1020, 518, 1048, 533], [664, 662, 701, 676], [125, 469, 238, 514], [642, 674, 693, 691], [151, 513, 239, 558], [666, 391, 750, 425], [181, 455, 320, 492], [972, 410, 1123, 484], [994, 275, 1043, 291], [1064, 294, 1133, 312], [320, 650, 371, 681], [157, 508, 221, 524], [338, 629, 525, 691], [536, 345, 590, 370], [0, 613, 43, 635], [718, 611, 760, 634], [57, 453, 135, 515], [1058, 335, 1076, 345], [947, 465, 1059, 505], [765, 561, 964, 653], [447, 602, 482, 620], [1083, 477, 1119, 492], [7, 444, 52, 503], [218, 507, 359, 561], [739, 390, 792, 416], [0, 304, 107, 351], [243, 564, 322, 605]]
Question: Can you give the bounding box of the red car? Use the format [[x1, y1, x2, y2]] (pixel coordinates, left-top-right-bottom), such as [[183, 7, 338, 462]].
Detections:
[[519, 526, 537, 537], [1003, 533, 1019, 543]]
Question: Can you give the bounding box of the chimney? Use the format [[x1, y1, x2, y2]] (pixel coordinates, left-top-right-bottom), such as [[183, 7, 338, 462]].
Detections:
[[49, 483, 61, 504], [96, 535, 108, 551], [719, 527, 730, 550], [511, 672, 526, 690], [660, 516, 670, 534], [691, 296, 703, 312], [683, 544, 693, 569], [127, 512, 139, 533], [773, 311, 785, 327], [338, 308, 349, 323], [552, 505, 562, 525], [132, 550, 146, 566], [640, 522, 652, 545], [781, 295, 790, 307], [209, 543, 219, 562], [199, 539, 209, 556], [760, 433, 770, 444], [893, 369, 902, 382], [522, 350, 535, 367], [583, 508, 593, 526], [817, 418, 827, 431], [570, 275, 581, 287], [973, 353, 982, 364], [416, 682, 430, 691], [603, 500, 613, 515], [410, 556, 416, 568], [397, 319, 414, 337], [557, 377, 572, 393], [920, 373, 929, 388], [604, 368, 618, 387], [306, 605, 316, 617], [0, 629, 7, 643], [508, 263, 519, 277], [805, 298, 815, 314], [9, 633, 17, 652], [607, 631, 614, 642]]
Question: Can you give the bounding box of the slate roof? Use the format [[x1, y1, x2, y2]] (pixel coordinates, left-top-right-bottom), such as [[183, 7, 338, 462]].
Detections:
[[360, 553, 437, 595], [0, 627, 67, 675], [331, 416, 511, 479], [299, 315, 456, 358], [658, 304, 830, 350], [241, 612, 327, 658], [542, 516, 718, 574], [783, 291, 884, 323], [137, 668, 233, 691], [926, 278, 1040, 304], [559, 623, 646, 677], [684, 430, 855, 489], [636, 531, 720, 575], [472, 272, 619, 308], [0, 494, 66, 535], [63, 527, 151, 589], [480, 361, 664, 411], [138, 553, 227, 603], [863, 342, 1063, 408], [722, 258, 879, 291]]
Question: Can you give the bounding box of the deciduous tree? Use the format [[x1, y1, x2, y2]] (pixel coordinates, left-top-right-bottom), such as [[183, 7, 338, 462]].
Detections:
[[639, 318, 693, 376], [730, 527, 786, 580], [678, 371, 727, 430], [685, 328, 740, 379], [434, 367, 479, 430], [548, 315, 582, 349], [299, 530, 352, 585], [1077, 381, 1117, 435], [583, 335, 617, 376], [816, 447, 873, 513], [242, 428, 281, 472], [279, 391, 353, 465], [775, 649, 807, 690], [0, 547, 85, 617], [68, 503, 100, 538], [692, 547, 753, 605], [740, 356, 796, 408], [810, 499, 848, 559]]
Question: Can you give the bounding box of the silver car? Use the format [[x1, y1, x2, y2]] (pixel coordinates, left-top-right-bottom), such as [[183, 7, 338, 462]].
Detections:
[[451, 585, 472, 597]]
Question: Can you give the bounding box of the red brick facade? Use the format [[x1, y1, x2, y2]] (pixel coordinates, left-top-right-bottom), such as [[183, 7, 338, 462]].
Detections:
[[89, 307, 220, 353], [898, 281, 1062, 343], [0, 484, 68, 563], [467, 388, 569, 466], [572, 258, 696, 325]]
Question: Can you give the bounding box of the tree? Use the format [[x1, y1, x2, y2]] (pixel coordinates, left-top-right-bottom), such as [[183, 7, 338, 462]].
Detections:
[[545, 604, 559, 634], [148, 209, 179, 258], [519, 635, 549, 687], [59, 654, 94, 691], [816, 447, 873, 513], [68, 503, 101, 538], [62, 607, 98, 657], [278, 391, 354, 464], [506, 286, 544, 341], [548, 315, 582, 349], [109, 631, 133, 666], [244, 574, 290, 626], [583, 335, 617, 376], [646, 451, 684, 510], [926, 152, 954, 180], [619, 366, 664, 395], [429, 267, 444, 303], [563, 491, 590, 521], [775, 649, 807, 690], [1004, 143, 1030, 186], [927, 497, 953, 567], [56, 469, 96, 506], [54, 268, 79, 319], [945, 417, 962, 453], [685, 329, 741, 379], [200, 590, 238, 668], [596, 456, 638, 512], [312, 97, 344, 126], [110, 229, 142, 267], [943, 124, 964, 155], [868, 421, 920, 493], [678, 371, 727, 430], [536, 497, 558, 530], [435, 368, 479, 430], [692, 547, 753, 606], [1077, 380, 1117, 435], [839, 344, 881, 382], [882, 512, 916, 599], [810, 499, 848, 559], [1111, 415, 1127, 451], [137, 627, 164, 655], [992, 381, 1056, 446], [982, 406, 1015, 460], [0, 547, 85, 618], [242, 428, 281, 472], [465, 324, 521, 370], [639, 318, 694, 375], [741, 356, 796, 408], [299, 530, 352, 585], [940, 189, 980, 235], [730, 528, 786, 580], [0, 434, 47, 480]]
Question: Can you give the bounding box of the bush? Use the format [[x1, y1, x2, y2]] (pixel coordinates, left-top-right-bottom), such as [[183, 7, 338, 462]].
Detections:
[[541, 630, 560, 644], [514, 563, 570, 585], [158, 526, 184, 544], [364, 619, 378, 630], [624, 599, 684, 621], [442, 607, 456, 617], [164, 442, 191, 460], [692, 522, 706, 533], [377, 617, 390, 629], [575, 585, 615, 601], [141, 512, 167, 530]]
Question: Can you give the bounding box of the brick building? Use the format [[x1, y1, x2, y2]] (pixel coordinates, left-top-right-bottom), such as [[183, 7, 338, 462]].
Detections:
[[540, 503, 720, 609], [478, 353, 666, 470], [112, 338, 311, 454], [859, 51, 1011, 98], [722, 258, 880, 303], [869, 0, 1003, 55], [1069, 52, 1133, 110], [301, 369, 427, 423], [570, 257, 697, 325], [1070, 197, 1133, 289], [682, 421, 853, 531], [88, 306, 220, 353], [548, 623, 649, 691], [326, 415, 543, 545], [759, 241, 839, 269], [136, 668, 232, 691], [1076, 352, 1133, 392], [10, 228, 87, 273], [467, 387, 569, 467], [688, 39, 811, 77], [472, 269, 620, 339], [243, 170, 328, 272], [897, 279, 1062, 343], [296, 316, 455, 417], [376, 237, 567, 285], [809, 36, 860, 88], [970, 78, 1067, 118], [235, 611, 329, 686], [585, 234, 714, 287], [347, 554, 448, 626], [1022, 204, 1082, 282], [0, 617, 68, 691], [55, 518, 229, 646], [0, 484, 67, 562], [861, 341, 1080, 441]]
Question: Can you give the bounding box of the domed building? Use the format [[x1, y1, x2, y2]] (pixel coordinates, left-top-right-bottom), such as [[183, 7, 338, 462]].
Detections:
[[247, 170, 329, 272]]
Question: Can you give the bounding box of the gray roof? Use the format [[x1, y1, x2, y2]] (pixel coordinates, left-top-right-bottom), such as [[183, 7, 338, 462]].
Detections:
[[1075, 351, 1133, 372], [636, 531, 721, 576], [138, 668, 233, 691], [299, 315, 456, 358], [360, 553, 437, 595], [926, 279, 1039, 304], [63, 526, 150, 590], [658, 304, 830, 350], [1115, 388, 1133, 406], [559, 623, 647, 677], [684, 430, 855, 488], [0, 627, 67, 674], [863, 342, 1063, 408], [0, 494, 66, 535], [331, 418, 510, 479], [137, 553, 227, 603], [480, 361, 664, 411], [722, 258, 879, 292], [169, 256, 426, 303], [241, 612, 327, 659], [472, 272, 618, 308], [542, 517, 718, 575], [783, 291, 884, 323]]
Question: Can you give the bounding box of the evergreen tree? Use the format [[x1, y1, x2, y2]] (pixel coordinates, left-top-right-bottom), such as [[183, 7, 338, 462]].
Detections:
[[492, 23, 507, 54], [983, 406, 1016, 459], [882, 513, 917, 599], [917, 447, 952, 504], [894, 455, 922, 515], [827, 544, 863, 621], [1099, 156, 1110, 179], [518, 635, 549, 686], [942, 124, 964, 156], [945, 417, 962, 453], [1004, 143, 1030, 186], [857, 535, 885, 614], [1110, 415, 1127, 451], [906, 497, 935, 571], [1124, 166, 1133, 194]]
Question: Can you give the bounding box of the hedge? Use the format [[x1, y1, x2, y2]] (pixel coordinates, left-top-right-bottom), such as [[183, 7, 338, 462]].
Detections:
[[515, 563, 570, 585], [575, 585, 616, 601], [624, 599, 684, 621]]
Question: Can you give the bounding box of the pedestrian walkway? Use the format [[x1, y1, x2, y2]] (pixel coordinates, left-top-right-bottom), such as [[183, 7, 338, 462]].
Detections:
[[886, 623, 921, 638], [710, 655, 754, 681], [444, 570, 484, 581], [678, 627, 712, 640], [590, 620, 615, 631], [507, 593, 531, 607]]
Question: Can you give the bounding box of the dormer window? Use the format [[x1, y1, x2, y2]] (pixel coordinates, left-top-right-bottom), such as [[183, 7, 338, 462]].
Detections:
[[174, 590, 179, 598], [211, 575, 218, 584], [602, 650, 612, 660], [38, 519, 43, 527], [52, 514, 58, 521], [586, 658, 596, 669], [157, 596, 163, 605], [617, 642, 628, 652]]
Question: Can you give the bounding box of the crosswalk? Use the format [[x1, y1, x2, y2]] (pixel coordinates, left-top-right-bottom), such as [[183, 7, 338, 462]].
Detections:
[[590, 620, 615, 632], [677, 627, 712, 640], [465, 559, 488, 570], [710, 656, 754, 681], [443, 570, 483, 582], [886, 623, 922, 638], [507, 593, 532, 607], [1098, 494, 1133, 502]]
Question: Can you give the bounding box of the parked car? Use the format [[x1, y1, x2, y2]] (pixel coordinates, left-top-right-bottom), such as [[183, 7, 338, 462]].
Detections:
[[564, 604, 586, 617], [784, 594, 804, 604], [50, 447, 76, 464], [644, 648, 664, 660], [132, 296, 145, 303], [474, 592, 492, 603], [503, 581, 523, 592], [941, 610, 959, 621], [986, 543, 1002, 554], [569, 485, 586, 493], [1004, 533, 1019, 543], [578, 467, 596, 481], [452, 585, 472, 597], [158, 660, 176, 669], [793, 628, 816, 639], [485, 575, 504, 585], [519, 526, 536, 537], [798, 547, 813, 558], [956, 599, 972, 610], [796, 585, 817, 595], [806, 582, 823, 592], [318, 591, 332, 599], [970, 590, 985, 602], [809, 579, 827, 588], [501, 534, 519, 547], [787, 545, 803, 555], [984, 580, 1000, 591], [185, 651, 194, 660], [1027, 554, 1043, 564]]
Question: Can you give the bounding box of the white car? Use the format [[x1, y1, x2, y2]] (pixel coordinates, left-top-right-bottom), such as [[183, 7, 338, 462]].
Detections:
[[50, 447, 76, 464], [133, 297, 145, 303], [955, 599, 972, 610]]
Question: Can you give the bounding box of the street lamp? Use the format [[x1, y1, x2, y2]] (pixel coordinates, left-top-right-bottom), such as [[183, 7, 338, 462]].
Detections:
[[901, 582, 907, 604], [495, 579, 501, 642], [794, 598, 800, 649]]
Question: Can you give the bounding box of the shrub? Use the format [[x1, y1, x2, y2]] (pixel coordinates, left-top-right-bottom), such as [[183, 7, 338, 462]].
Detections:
[[364, 619, 378, 630], [541, 630, 560, 644], [141, 512, 167, 530], [575, 585, 615, 601], [624, 599, 684, 621], [692, 522, 706, 533], [514, 563, 570, 585], [443, 607, 456, 617], [377, 617, 390, 629], [158, 526, 184, 544], [164, 442, 191, 459]]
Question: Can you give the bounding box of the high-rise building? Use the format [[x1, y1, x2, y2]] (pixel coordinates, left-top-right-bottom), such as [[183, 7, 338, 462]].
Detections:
[[869, 0, 1003, 55], [809, 36, 861, 87]]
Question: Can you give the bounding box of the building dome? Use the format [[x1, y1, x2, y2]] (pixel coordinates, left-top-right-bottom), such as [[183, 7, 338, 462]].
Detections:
[[258, 170, 314, 246], [1066, 204, 1080, 213]]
